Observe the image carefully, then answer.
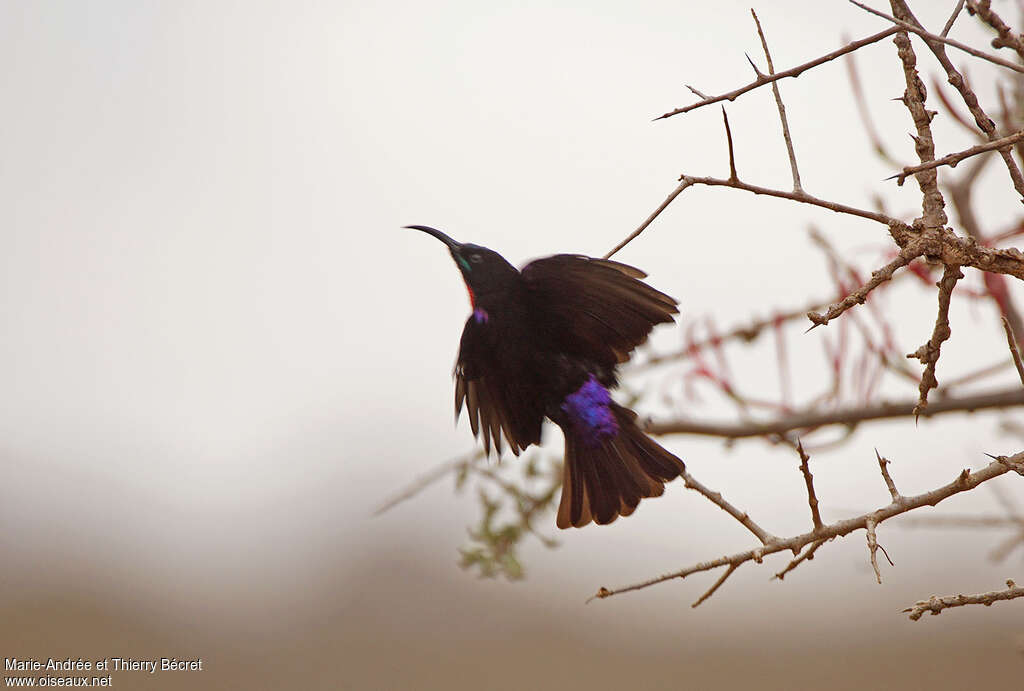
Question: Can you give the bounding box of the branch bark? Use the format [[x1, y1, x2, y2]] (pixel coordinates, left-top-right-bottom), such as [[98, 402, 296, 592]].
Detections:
[[591, 455, 1021, 602], [904, 579, 1024, 620], [646, 387, 1024, 440]]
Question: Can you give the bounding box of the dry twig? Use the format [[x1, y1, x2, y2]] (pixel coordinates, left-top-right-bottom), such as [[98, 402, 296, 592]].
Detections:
[[887, 0, 1024, 200], [865, 517, 884, 584], [750, 9, 803, 192], [796, 440, 824, 531], [941, 0, 967, 37], [1003, 315, 1024, 385], [683, 470, 774, 545], [967, 0, 1024, 60], [773, 539, 827, 581], [849, 0, 1024, 74], [591, 454, 1022, 602], [904, 579, 1024, 620], [657, 27, 901, 119], [692, 563, 739, 608], [908, 264, 964, 416], [876, 448, 901, 501], [646, 387, 1024, 439], [807, 250, 918, 329], [603, 181, 691, 259], [889, 129, 1024, 184], [891, 10, 948, 226]]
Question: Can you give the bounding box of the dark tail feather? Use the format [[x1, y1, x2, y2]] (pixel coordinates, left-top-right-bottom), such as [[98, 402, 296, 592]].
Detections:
[[556, 404, 685, 529]]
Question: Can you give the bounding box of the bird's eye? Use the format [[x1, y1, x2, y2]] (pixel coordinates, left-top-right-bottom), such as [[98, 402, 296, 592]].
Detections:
[[469, 253, 483, 263]]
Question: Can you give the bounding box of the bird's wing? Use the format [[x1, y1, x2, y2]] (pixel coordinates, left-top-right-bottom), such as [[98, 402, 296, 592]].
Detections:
[[454, 316, 545, 456], [520, 254, 678, 366]]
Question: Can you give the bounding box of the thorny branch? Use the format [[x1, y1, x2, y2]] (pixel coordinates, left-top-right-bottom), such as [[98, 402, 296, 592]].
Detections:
[[850, 0, 1024, 74], [891, 4, 947, 226], [889, 129, 1024, 185], [865, 517, 885, 584], [908, 264, 964, 416], [646, 387, 1024, 439], [773, 539, 826, 581], [657, 27, 901, 119], [876, 449, 901, 502], [887, 0, 1024, 199], [683, 470, 775, 545], [903, 579, 1024, 620], [968, 0, 1024, 61], [940, 0, 967, 38], [591, 453, 1023, 602], [806, 250, 915, 329], [750, 9, 803, 192], [796, 440, 824, 531]]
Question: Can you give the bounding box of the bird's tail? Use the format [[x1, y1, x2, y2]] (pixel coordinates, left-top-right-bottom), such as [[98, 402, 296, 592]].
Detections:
[[556, 403, 685, 529]]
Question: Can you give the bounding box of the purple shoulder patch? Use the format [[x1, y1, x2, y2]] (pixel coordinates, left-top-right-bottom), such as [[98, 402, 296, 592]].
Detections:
[[561, 375, 618, 446], [473, 307, 489, 323]]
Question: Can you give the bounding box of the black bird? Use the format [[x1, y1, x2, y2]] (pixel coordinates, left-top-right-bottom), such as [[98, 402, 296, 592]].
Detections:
[[407, 225, 685, 529]]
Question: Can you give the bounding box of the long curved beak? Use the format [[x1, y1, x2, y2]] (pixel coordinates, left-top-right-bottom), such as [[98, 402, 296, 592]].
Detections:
[[404, 225, 463, 251]]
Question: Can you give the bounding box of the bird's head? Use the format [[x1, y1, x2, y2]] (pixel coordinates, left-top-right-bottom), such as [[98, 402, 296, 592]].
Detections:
[[405, 225, 519, 310]]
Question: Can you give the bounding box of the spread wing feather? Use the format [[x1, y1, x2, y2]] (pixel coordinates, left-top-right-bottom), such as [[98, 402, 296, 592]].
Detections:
[[454, 316, 544, 456], [521, 255, 678, 367]]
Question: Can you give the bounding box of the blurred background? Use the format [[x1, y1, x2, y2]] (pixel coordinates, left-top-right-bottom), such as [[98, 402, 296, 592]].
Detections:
[[2, 0, 1023, 688]]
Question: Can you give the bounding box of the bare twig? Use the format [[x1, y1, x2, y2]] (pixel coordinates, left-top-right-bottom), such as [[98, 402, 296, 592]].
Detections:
[[967, 0, 1024, 61], [904, 579, 1024, 620], [686, 84, 711, 100], [865, 517, 884, 583], [849, 0, 1024, 74], [676, 174, 901, 226], [692, 563, 740, 608], [617, 182, 1024, 283], [604, 179, 692, 259], [1003, 316, 1024, 385], [797, 440, 824, 531], [751, 9, 803, 192], [941, 0, 967, 37], [989, 452, 1024, 476], [646, 387, 1024, 439], [683, 470, 774, 545], [656, 27, 901, 119], [889, 129, 1024, 184], [887, 0, 1024, 200], [807, 249, 919, 330], [876, 448, 902, 501], [773, 539, 827, 580], [591, 455, 1021, 601], [909, 264, 964, 417], [890, 11, 949, 225]]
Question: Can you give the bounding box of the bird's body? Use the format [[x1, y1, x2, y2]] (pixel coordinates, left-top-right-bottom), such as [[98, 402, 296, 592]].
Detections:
[[408, 225, 686, 528]]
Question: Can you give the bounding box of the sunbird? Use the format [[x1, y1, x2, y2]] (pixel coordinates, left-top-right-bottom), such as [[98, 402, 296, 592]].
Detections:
[[408, 225, 686, 528]]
